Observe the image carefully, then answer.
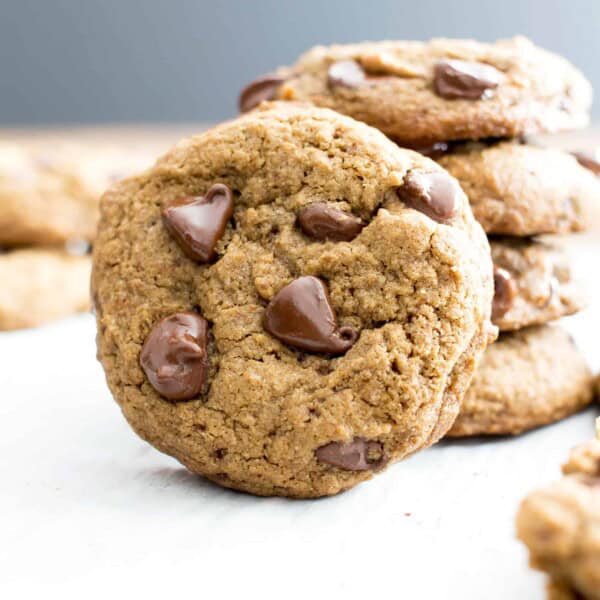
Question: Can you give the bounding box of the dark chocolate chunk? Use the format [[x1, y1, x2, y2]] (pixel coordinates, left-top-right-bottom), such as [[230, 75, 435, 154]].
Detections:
[[162, 183, 234, 263], [492, 266, 518, 321], [140, 312, 209, 401], [315, 438, 386, 471], [434, 59, 503, 100], [297, 203, 364, 241], [238, 75, 285, 113], [264, 276, 358, 354], [397, 171, 460, 223]]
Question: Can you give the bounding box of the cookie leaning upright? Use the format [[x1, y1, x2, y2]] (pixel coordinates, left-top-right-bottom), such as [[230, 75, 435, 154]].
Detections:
[[242, 37, 592, 145], [92, 103, 495, 498]]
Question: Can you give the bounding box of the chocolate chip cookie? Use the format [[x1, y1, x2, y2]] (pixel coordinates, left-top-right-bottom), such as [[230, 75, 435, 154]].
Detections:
[[448, 325, 593, 437], [0, 141, 154, 246], [491, 237, 587, 331], [0, 247, 91, 330], [241, 37, 591, 146], [517, 438, 600, 599], [92, 103, 495, 498], [436, 141, 600, 236]]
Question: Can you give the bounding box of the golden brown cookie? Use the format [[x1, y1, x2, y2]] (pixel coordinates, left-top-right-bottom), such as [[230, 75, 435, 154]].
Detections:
[[517, 438, 600, 600], [93, 103, 495, 498], [0, 247, 91, 330], [491, 238, 587, 332], [0, 141, 155, 247], [436, 141, 600, 236], [448, 325, 593, 437], [241, 37, 592, 146]]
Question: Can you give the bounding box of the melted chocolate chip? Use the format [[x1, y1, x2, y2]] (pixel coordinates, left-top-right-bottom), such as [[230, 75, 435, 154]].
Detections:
[[434, 59, 503, 100], [264, 276, 358, 354], [140, 312, 209, 401], [162, 183, 234, 263], [238, 74, 285, 113], [492, 266, 518, 321], [327, 60, 366, 89], [297, 203, 364, 241], [572, 151, 600, 176], [315, 438, 387, 471], [397, 171, 460, 223]]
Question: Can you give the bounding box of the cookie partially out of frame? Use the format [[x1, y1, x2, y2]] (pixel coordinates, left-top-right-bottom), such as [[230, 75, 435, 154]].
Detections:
[[240, 37, 592, 146], [437, 141, 600, 236], [490, 237, 587, 332], [0, 247, 91, 330], [517, 438, 600, 600], [448, 325, 593, 437], [93, 102, 494, 498], [0, 142, 154, 247]]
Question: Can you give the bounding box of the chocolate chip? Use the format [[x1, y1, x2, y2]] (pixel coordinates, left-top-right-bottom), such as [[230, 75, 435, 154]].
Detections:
[[572, 151, 600, 176], [327, 60, 366, 89], [434, 59, 503, 100], [140, 312, 209, 401], [396, 171, 460, 223], [297, 203, 364, 241], [162, 183, 234, 263], [264, 276, 358, 354], [238, 75, 285, 113], [492, 266, 517, 321], [315, 438, 386, 471]]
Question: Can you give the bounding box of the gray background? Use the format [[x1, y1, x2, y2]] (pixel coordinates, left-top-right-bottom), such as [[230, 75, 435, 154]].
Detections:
[[1, 0, 599, 125]]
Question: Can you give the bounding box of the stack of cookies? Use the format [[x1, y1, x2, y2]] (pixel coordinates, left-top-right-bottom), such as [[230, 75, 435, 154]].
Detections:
[[239, 36, 599, 436], [0, 142, 153, 330]]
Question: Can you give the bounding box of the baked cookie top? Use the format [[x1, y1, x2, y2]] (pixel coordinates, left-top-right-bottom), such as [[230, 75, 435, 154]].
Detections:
[[240, 37, 592, 146], [517, 438, 600, 600], [437, 140, 600, 236], [490, 238, 587, 332], [0, 142, 155, 247], [448, 325, 593, 437], [93, 103, 494, 498]]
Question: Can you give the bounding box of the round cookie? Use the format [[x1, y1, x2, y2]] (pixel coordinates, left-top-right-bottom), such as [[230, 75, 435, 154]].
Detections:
[[517, 439, 600, 600], [240, 37, 592, 146], [435, 141, 600, 236], [448, 325, 593, 437], [92, 103, 495, 498], [490, 237, 587, 331], [0, 142, 155, 247], [0, 248, 91, 330]]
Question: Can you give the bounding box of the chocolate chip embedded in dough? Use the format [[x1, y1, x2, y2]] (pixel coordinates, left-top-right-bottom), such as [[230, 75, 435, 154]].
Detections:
[[297, 203, 364, 241], [238, 75, 285, 112], [140, 312, 209, 401], [434, 59, 503, 100], [263, 276, 358, 354], [328, 60, 366, 89], [162, 183, 234, 263], [492, 266, 518, 321], [315, 438, 387, 471], [397, 171, 460, 224]]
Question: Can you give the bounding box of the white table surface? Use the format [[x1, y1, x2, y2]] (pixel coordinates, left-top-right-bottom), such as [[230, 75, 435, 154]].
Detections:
[[1, 235, 598, 600]]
